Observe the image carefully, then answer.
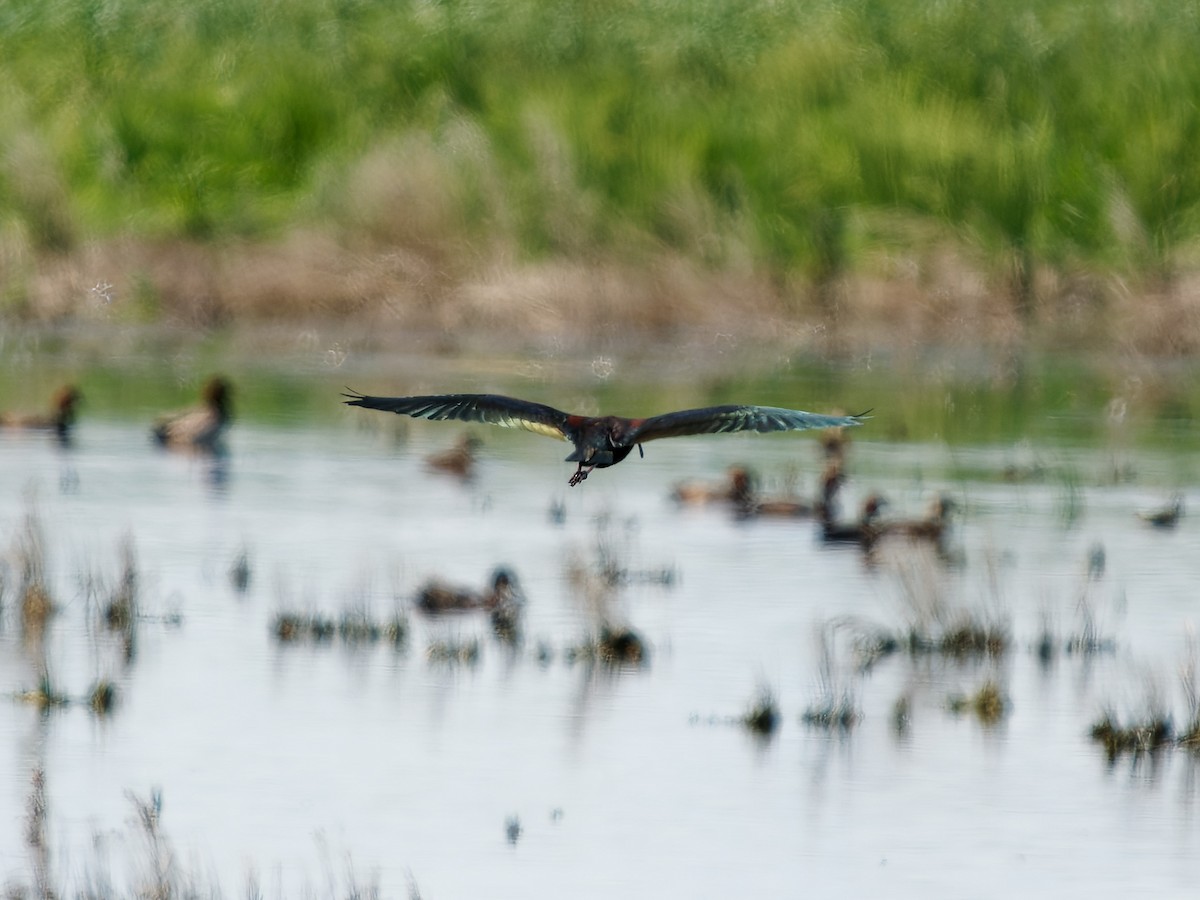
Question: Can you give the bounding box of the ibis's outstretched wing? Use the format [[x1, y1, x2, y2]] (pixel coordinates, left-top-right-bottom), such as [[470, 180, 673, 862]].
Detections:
[[626, 405, 867, 444], [342, 392, 574, 442]]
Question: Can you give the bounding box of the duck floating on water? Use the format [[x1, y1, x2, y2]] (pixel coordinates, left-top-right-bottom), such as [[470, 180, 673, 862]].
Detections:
[[0, 385, 82, 444], [415, 567, 522, 614], [152, 376, 232, 453], [1137, 494, 1184, 529], [671, 465, 757, 511], [425, 433, 482, 479]]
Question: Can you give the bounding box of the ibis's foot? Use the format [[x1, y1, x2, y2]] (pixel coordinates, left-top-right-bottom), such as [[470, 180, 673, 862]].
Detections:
[[568, 466, 591, 487]]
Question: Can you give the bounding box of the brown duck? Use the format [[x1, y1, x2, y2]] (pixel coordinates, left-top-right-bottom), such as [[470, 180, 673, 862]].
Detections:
[[344, 391, 868, 486], [416, 567, 522, 614], [0, 385, 82, 443], [152, 376, 233, 452], [426, 433, 482, 479], [671, 465, 757, 510]]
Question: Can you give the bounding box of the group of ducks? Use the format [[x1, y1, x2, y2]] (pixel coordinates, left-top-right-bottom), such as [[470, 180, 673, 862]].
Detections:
[[670, 425, 958, 556], [0, 376, 234, 453]]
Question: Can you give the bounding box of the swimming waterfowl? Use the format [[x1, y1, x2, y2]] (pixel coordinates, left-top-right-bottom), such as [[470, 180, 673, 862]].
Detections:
[[865, 494, 958, 559], [875, 494, 957, 543], [152, 376, 232, 452], [0, 385, 82, 443], [1137, 494, 1184, 529], [343, 391, 868, 486], [671, 465, 757, 510], [426, 433, 482, 479], [819, 494, 887, 545], [752, 462, 845, 520], [415, 567, 522, 614]]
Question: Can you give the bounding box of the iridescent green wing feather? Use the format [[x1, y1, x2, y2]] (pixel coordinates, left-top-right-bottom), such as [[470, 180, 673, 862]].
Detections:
[[342, 392, 573, 442], [625, 405, 867, 444]]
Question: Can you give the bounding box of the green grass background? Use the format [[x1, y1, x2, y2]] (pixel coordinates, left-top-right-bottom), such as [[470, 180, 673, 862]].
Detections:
[[2, 0, 1198, 294]]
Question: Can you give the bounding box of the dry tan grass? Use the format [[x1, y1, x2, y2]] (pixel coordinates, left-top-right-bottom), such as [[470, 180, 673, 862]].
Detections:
[[5, 224, 1200, 356]]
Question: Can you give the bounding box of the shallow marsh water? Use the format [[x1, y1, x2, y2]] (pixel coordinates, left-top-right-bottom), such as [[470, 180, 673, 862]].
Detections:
[[2, 343, 1200, 898]]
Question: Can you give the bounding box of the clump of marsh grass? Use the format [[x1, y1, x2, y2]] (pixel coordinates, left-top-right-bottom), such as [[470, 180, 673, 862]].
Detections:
[[947, 679, 1009, 726], [504, 815, 523, 846], [229, 545, 252, 593], [569, 513, 676, 595], [1090, 711, 1174, 761], [889, 549, 1011, 661], [1088, 635, 1200, 760], [89, 679, 118, 716], [272, 608, 409, 650], [891, 694, 912, 737], [20, 582, 55, 644], [1088, 665, 1176, 761], [1055, 465, 1085, 526], [425, 636, 481, 665], [97, 533, 141, 664], [1177, 630, 1200, 751], [25, 767, 53, 900], [489, 598, 522, 646], [17, 650, 69, 712], [1034, 546, 1118, 664], [103, 535, 139, 629], [273, 610, 337, 643], [12, 503, 55, 644], [562, 521, 650, 667], [564, 625, 648, 667], [742, 685, 781, 737], [801, 698, 860, 731], [18, 676, 70, 712], [125, 788, 180, 900], [801, 620, 862, 731]]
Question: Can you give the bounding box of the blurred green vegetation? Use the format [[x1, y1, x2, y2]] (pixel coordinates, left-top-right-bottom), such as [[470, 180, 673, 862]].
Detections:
[[1, 0, 1198, 292]]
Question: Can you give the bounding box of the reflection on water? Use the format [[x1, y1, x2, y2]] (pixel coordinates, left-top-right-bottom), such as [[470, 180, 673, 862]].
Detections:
[[1, 368, 1199, 897]]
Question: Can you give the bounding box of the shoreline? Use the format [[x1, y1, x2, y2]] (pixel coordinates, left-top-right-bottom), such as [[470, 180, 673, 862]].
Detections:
[[5, 234, 1200, 362]]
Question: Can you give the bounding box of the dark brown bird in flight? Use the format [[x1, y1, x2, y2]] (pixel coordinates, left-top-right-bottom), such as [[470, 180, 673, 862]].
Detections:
[[343, 391, 868, 486]]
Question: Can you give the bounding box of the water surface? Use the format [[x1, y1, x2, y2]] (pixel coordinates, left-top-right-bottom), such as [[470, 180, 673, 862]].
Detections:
[[1, 351, 1199, 898]]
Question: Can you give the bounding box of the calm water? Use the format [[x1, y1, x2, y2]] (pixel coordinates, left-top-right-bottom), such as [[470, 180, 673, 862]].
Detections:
[[2, 363, 1200, 898]]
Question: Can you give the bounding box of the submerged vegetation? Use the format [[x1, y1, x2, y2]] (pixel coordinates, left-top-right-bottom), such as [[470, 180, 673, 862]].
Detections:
[[0, 0, 1198, 349]]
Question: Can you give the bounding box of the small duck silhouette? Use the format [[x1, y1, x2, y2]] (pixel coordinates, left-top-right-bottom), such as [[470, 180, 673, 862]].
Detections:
[[343, 391, 868, 486], [877, 495, 957, 541], [152, 376, 232, 452], [1137, 494, 1184, 529], [415, 567, 522, 614], [425, 433, 481, 479], [752, 462, 845, 520], [820, 494, 887, 545], [0, 385, 81, 444], [671, 465, 757, 510], [867, 494, 958, 558]]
